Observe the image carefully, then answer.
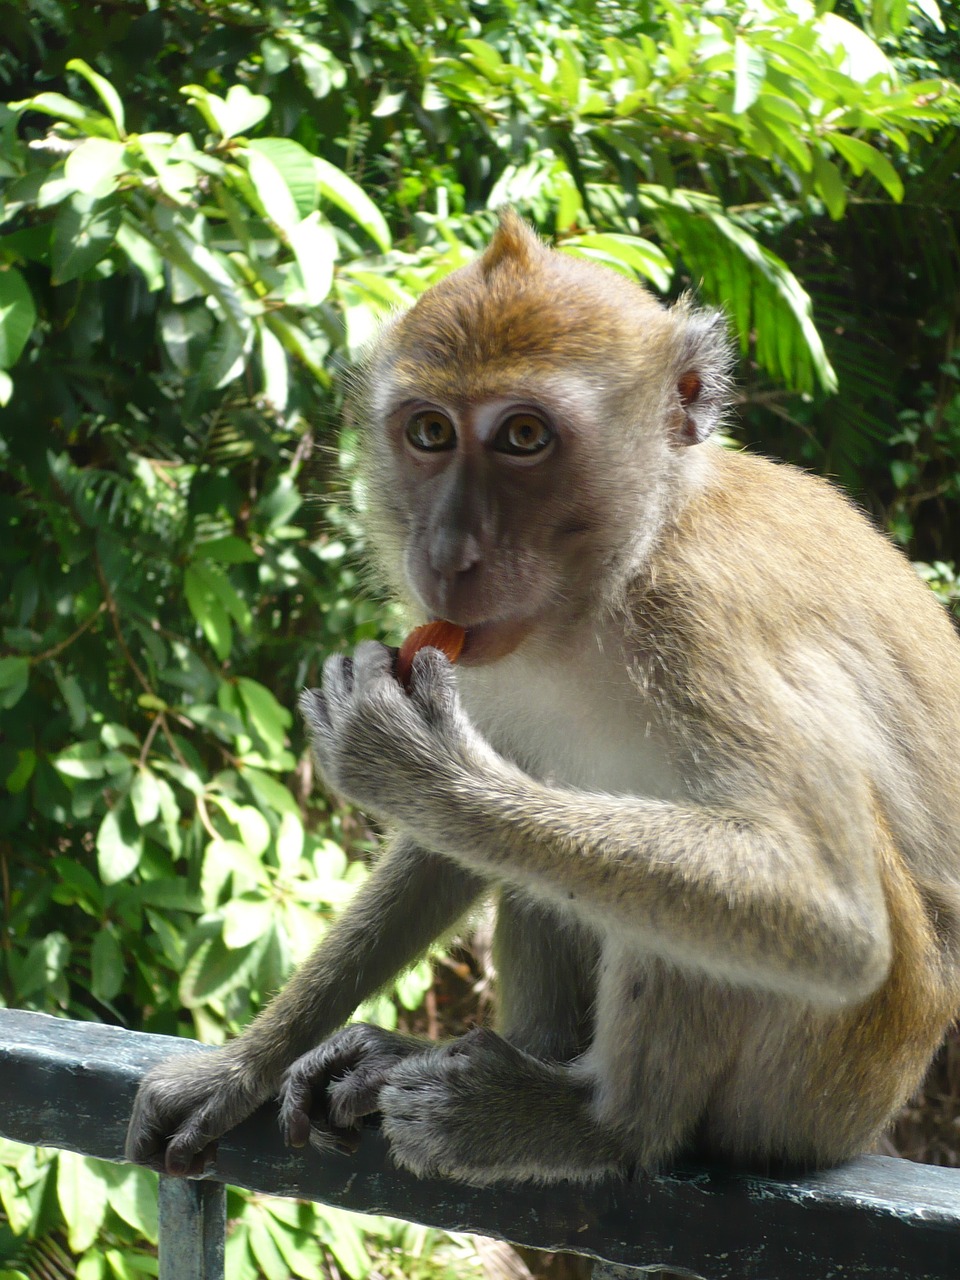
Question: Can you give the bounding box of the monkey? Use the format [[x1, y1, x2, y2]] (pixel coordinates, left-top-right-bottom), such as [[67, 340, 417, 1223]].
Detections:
[[126, 209, 960, 1186]]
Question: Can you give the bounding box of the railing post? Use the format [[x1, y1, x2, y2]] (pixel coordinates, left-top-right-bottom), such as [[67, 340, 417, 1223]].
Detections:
[[158, 1176, 226, 1280]]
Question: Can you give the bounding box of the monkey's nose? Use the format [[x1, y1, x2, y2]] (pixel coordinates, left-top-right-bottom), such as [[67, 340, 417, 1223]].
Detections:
[[429, 533, 482, 580]]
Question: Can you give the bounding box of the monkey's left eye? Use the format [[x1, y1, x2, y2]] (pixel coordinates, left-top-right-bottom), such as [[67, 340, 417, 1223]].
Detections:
[[494, 413, 554, 456], [406, 411, 456, 451]]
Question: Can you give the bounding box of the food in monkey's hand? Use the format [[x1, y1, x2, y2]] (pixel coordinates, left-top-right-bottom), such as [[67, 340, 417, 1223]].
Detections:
[[395, 620, 466, 691]]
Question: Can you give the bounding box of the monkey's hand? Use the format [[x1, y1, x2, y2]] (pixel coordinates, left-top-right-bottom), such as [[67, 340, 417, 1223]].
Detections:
[[300, 641, 489, 825], [278, 1024, 426, 1153], [125, 1047, 272, 1176]]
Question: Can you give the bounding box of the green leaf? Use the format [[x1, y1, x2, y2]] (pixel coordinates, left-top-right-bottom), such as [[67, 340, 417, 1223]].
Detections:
[[259, 324, 289, 411], [733, 37, 766, 114], [827, 133, 904, 201], [185, 563, 232, 660], [15, 931, 70, 999], [562, 233, 673, 292], [0, 271, 36, 370], [247, 138, 318, 221], [234, 804, 271, 857], [0, 656, 29, 708], [7, 91, 116, 138], [245, 146, 300, 233], [197, 320, 248, 392], [314, 158, 390, 252], [195, 536, 257, 564], [318, 1205, 373, 1280], [287, 213, 337, 306], [131, 770, 161, 827], [51, 195, 121, 284], [91, 927, 124, 1001], [180, 933, 266, 1007], [53, 665, 88, 729], [236, 677, 292, 750], [201, 837, 263, 907], [223, 897, 273, 949], [181, 84, 270, 140], [97, 802, 143, 885], [812, 152, 846, 220], [57, 1153, 108, 1254], [100, 1164, 158, 1243], [115, 222, 165, 291], [5, 748, 36, 794], [276, 811, 304, 874], [63, 137, 128, 200], [66, 59, 126, 137], [248, 1210, 290, 1280]]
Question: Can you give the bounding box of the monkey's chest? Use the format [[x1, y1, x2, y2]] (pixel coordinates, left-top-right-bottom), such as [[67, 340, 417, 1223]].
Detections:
[[458, 644, 680, 800]]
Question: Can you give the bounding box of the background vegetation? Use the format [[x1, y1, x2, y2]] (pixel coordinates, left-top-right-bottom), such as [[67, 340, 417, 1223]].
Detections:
[[1, 0, 959, 1275]]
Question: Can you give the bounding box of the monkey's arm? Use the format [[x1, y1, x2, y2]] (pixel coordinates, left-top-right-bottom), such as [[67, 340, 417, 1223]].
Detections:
[[304, 645, 891, 1010], [125, 835, 484, 1174]]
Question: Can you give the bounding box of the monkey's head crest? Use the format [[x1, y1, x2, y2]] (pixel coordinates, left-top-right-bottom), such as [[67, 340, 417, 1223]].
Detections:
[[380, 208, 663, 382], [477, 207, 545, 277]]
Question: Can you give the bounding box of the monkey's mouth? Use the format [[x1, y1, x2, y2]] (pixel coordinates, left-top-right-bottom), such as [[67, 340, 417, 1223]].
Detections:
[[457, 615, 537, 666]]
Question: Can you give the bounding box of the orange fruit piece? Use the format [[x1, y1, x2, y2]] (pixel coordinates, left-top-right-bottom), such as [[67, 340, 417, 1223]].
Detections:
[[395, 620, 466, 691]]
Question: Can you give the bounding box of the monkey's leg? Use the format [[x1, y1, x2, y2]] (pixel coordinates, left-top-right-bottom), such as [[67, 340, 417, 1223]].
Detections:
[[277, 890, 599, 1149], [494, 890, 598, 1061], [126, 835, 484, 1175], [379, 1026, 623, 1185]]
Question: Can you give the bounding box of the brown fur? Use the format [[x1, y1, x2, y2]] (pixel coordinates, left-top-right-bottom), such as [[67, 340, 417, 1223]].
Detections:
[[126, 211, 960, 1184]]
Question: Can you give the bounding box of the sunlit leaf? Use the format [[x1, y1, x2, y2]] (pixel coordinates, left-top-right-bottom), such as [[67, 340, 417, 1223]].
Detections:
[[51, 194, 121, 284], [57, 1153, 108, 1253], [314, 157, 390, 252], [63, 137, 127, 200], [287, 212, 337, 305], [248, 138, 318, 220], [66, 59, 126, 136], [733, 37, 766, 114], [0, 271, 37, 369], [181, 83, 270, 140], [91, 927, 124, 1001]]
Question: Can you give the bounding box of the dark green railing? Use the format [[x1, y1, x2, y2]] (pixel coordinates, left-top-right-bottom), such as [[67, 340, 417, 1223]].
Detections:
[[1, 1008, 958, 1280]]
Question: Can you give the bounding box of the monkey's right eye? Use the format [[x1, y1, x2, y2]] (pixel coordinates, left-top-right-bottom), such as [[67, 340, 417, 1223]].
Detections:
[[405, 411, 456, 452]]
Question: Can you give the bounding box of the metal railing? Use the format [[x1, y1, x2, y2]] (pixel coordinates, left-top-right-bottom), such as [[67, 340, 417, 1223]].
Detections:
[[1, 1008, 958, 1280]]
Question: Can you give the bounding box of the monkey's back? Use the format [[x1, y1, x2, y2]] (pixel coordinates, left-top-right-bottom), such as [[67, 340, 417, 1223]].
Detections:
[[649, 445, 960, 896], [625, 447, 960, 1162]]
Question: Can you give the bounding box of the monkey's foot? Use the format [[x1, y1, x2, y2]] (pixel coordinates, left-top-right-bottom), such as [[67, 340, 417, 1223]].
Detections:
[[380, 1027, 619, 1185]]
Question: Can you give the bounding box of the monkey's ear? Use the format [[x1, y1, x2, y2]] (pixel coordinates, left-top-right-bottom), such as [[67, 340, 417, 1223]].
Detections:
[[480, 207, 544, 276], [671, 304, 734, 447]]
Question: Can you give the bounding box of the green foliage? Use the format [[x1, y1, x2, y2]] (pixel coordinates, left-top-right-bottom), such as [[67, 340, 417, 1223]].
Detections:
[[0, 0, 958, 1274]]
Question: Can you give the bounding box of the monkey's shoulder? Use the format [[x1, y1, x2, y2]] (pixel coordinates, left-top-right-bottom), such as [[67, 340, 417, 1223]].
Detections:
[[659, 446, 958, 658]]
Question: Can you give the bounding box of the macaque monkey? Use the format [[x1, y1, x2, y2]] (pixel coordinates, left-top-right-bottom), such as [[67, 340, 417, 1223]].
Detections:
[[127, 210, 960, 1185]]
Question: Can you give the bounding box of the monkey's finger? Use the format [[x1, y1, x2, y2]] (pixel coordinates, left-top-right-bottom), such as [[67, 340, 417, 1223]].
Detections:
[[164, 1112, 221, 1176], [299, 688, 333, 741], [352, 640, 394, 688], [281, 1091, 358, 1155], [279, 1061, 330, 1148], [281, 1100, 314, 1149], [409, 647, 458, 723], [321, 653, 354, 707], [327, 1064, 395, 1126]]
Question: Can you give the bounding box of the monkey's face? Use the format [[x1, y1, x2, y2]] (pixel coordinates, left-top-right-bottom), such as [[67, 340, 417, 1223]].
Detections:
[[372, 379, 617, 665]]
